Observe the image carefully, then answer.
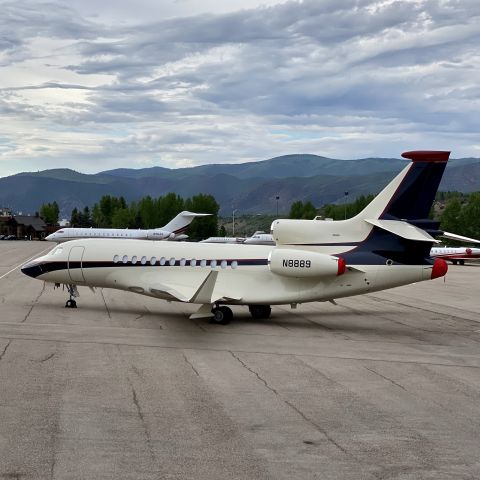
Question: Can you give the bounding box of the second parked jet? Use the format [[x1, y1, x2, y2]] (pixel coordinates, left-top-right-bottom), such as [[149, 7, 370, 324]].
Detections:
[[46, 211, 210, 243]]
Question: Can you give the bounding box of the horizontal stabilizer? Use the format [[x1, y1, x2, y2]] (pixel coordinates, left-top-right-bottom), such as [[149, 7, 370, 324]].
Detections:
[[365, 219, 439, 243]]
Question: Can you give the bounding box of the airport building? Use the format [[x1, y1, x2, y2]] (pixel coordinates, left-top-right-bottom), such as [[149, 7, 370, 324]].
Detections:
[[0, 208, 48, 239]]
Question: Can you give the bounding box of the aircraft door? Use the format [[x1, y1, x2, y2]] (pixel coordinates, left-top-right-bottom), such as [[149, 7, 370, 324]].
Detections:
[[68, 246, 85, 283]]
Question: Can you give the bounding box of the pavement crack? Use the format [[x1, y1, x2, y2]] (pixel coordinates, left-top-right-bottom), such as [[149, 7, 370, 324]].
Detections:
[[230, 351, 279, 395], [0, 340, 12, 362], [364, 366, 407, 392], [100, 289, 111, 319], [50, 449, 56, 480], [131, 386, 155, 461], [183, 353, 199, 376], [21, 283, 45, 323], [283, 398, 350, 455], [38, 352, 56, 363], [230, 351, 349, 455]]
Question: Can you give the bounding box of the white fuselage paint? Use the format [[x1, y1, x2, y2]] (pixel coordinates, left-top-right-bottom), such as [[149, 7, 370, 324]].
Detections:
[[430, 247, 480, 261], [29, 238, 434, 306], [46, 228, 170, 243]]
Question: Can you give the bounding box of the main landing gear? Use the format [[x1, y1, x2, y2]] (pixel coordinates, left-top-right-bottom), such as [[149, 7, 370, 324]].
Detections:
[[248, 305, 272, 319], [210, 305, 233, 325], [64, 284, 79, 308], [209, 304, 272, 325]]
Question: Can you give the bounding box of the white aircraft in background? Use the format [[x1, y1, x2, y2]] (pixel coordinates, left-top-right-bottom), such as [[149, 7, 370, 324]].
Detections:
[[430, 247, 480, 265], [199, 236, 246, 244], [23, 150, 450, 325], [430, 232, 480, 265], [45, 211, 211, 243], [200, 231, 275, 245], [243, 231, 275, 245]]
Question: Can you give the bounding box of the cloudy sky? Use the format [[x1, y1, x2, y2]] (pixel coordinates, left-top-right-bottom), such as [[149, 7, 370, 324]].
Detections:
[[0, 0, 479, 176]]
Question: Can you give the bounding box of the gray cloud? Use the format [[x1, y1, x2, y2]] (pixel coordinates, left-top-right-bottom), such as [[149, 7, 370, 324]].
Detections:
[[0, 0, 479, 176]]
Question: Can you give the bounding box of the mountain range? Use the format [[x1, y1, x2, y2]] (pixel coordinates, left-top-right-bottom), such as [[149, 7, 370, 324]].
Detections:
[[1, 154, 479, 217]]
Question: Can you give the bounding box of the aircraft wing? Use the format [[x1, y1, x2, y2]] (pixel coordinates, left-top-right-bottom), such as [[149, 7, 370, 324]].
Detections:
[[137, 270, 241, 304], [441, 231, 480, 244]]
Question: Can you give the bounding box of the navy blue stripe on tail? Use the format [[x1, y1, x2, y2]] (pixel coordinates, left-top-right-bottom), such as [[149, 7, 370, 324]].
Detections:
[[380, 151, 449, 221]]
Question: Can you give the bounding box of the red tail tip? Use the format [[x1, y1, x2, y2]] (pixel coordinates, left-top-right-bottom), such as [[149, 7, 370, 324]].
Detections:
[[431, 258, 448, 279], [337, 257, 346, 276], [401, 151, 450, 163]]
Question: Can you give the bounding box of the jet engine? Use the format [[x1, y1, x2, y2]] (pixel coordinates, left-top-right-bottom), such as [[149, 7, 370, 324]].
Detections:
[[268, 248, 346, 278]]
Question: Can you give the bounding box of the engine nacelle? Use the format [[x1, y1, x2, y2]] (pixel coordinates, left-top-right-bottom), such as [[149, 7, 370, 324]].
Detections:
[[268, 248, 346, 278]]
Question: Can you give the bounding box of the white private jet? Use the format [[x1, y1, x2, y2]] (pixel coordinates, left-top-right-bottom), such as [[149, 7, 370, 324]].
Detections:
[[45, 211, 211, 243], [243, 231, 275, 245], [200, 231, 274, 245], [199, 236, 246, 244], [430, 246, 480, 265], [23, 150, 450, 324]]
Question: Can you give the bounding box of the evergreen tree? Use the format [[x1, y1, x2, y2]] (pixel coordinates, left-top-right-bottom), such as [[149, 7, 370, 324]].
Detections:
[[289, 200, 317, 219], [440, 198, 463, 234], [70, 207, 80, 226], [184, 194, 219, 240], [289, 201, 305, 219], [39, 202, 60, 225]]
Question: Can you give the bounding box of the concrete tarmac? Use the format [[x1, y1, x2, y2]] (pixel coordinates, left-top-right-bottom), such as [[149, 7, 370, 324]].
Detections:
[[0, 241, 479, 479]]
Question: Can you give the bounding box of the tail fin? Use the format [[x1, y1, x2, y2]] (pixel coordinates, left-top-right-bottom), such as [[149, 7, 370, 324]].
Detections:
[[357, 151, 450, 221], [160, 211, 211, 235]]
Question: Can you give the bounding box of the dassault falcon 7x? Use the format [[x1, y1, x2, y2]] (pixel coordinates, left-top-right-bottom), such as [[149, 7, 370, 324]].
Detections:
[[23, 151, 450, 324], [45, 211, 210, 242]]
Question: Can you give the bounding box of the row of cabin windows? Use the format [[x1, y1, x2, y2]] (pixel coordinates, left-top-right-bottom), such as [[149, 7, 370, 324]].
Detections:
[[112, 255, 238, 269], [76, 232, 135, 237]]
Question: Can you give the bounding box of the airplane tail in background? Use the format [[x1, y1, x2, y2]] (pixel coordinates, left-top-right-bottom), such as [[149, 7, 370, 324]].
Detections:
[[160, 211, 211, 236]]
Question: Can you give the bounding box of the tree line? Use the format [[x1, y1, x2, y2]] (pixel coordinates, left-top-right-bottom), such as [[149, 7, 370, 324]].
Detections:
[[438, 191, 480, 240], [39, 190, 480, 241], [289, 195, 375, 220]]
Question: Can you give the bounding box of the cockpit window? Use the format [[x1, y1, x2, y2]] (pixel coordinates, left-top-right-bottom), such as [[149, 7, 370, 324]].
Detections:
[[51, 247, 63, 256]]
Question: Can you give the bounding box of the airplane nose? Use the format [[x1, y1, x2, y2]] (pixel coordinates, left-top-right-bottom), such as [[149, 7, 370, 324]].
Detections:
[[21, 261, 43, 278]]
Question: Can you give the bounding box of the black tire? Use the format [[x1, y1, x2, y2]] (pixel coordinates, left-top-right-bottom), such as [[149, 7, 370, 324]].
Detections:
[[65, 299, 77, 308], [459, 260, 465, 265], [210, 306, 233, 325], [249, 305, 272, 319]]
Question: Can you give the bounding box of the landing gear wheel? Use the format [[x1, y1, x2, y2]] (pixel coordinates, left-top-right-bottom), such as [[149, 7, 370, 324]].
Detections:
[[65, 299, 77, 308], [210, 306, 233, 325], [249, 305, 271, 319], [460, 260, 465, 265]]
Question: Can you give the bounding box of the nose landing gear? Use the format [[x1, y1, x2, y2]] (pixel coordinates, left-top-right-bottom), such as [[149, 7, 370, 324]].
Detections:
[[64, 284, 79, 308]]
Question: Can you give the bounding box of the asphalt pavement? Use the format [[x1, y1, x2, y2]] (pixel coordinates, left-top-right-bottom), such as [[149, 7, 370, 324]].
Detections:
[[1, 241, 479, 479]]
